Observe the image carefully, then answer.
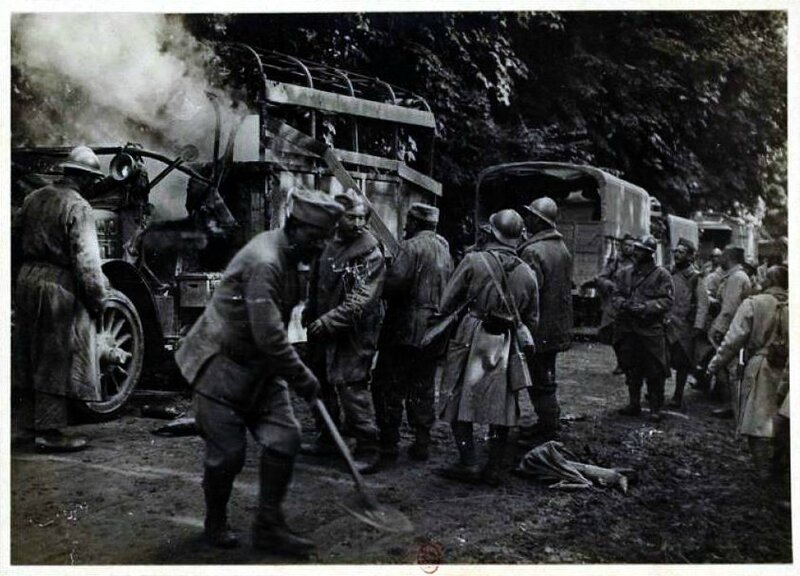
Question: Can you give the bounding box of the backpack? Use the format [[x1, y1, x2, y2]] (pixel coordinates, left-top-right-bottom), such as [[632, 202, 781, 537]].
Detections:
[[766, 299, 789, 369]]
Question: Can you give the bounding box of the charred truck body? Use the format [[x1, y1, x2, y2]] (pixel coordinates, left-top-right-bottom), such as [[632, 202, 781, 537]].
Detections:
[[12, 45, 441, 418]]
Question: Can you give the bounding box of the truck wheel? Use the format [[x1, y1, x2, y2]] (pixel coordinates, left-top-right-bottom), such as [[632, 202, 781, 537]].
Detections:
[[78, 289, 144, 419]]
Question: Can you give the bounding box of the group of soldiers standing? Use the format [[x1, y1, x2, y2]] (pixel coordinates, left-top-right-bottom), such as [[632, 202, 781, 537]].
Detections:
[[177, 190, 576, 554], [12, 146, 790, 557], [596, 229, 790, 485]]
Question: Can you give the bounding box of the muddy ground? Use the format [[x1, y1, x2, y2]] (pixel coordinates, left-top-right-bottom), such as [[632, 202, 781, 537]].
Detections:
[[10, 341, 793, 565]]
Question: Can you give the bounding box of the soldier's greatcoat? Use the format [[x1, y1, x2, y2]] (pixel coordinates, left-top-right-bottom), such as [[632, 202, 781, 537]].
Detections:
[[612, 260, 674, 377], [666, 264, 708, 366], [708, 287, 788, 437], [307, 230, 386, 384], [176, 229, 316, 392], [596, 253, 634, 342], [517, 229, 573, 352], [710, 264, 752, 339], [14, 181, 108, 402], [380, 230, 453, 348], [439, 243, 539, 426]]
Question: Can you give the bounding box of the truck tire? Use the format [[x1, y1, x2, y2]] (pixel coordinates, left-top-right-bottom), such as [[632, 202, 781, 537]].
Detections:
[[77, 289, 145, 420]]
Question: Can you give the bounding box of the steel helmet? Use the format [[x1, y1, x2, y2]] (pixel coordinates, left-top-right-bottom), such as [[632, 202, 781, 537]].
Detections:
[[523, 196, 558, 228], [60, 146, 105, 178], [489, 209, 524, 247], [633, 234, 658, 253]]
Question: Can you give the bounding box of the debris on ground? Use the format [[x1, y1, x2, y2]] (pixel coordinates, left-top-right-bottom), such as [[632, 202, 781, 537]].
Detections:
[[516, 440, 632, 493]]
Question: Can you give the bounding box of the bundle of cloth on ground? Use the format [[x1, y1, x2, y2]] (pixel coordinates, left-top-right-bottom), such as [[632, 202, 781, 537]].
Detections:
[[516, 441, 632, 493]]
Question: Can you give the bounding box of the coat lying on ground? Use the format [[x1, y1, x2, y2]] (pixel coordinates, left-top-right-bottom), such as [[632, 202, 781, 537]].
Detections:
[[14, 180, 109, 401], [438, 243, 538, 427], [708, 286, 788, 437], [307, 230, 386, 384], [516, 441, 632, 493], [517, 229, 573, 352], [380, 230, 453, 349]]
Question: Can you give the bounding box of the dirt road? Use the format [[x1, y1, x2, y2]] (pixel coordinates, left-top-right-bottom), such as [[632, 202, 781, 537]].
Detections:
[[10, 342, 792, 565]]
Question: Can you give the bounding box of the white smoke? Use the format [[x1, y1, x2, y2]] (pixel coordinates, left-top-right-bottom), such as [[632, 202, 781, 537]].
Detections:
[[11, 13, 238, 159]]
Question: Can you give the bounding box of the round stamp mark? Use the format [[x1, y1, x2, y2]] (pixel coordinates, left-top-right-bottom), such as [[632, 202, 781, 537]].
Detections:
[[417, 540, 444, 573]]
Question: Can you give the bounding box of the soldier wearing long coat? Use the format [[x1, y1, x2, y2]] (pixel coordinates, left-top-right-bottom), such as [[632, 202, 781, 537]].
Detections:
[[613, 235, 674, 421], [372, 203, 453, 465], [708, 246, 752, 412], [517, 197, 573, 439], [438, 209, 539, 485], [595, 234, 635, 347], [14, 146, 109, 452], [175, 188, 342, 554], [305, 190, 386, 469], [665, 238, 709, 408], [708, 266, 788, 477]]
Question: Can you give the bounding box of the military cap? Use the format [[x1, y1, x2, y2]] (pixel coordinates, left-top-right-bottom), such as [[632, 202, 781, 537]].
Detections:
[[407, 202, 439, 224], [622, 233, 636, 242], [723, 244, 745, 258], [286, 188, 344, 230], [333, 189, 368, 213], [675, 237, 696, 253]]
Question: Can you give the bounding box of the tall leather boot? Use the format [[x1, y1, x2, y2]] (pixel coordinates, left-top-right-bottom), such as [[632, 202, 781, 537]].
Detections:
[[252, 450, 315, 557], [747, 436, 775, 480], [669, 370, 687, 409], [409, 427, 431, 462], [438, 421, 480, 483], [618, 375, 642, 416], [648, 378, 665, 422], [203, 469, 239, 548], [482, 426, 508, 487]]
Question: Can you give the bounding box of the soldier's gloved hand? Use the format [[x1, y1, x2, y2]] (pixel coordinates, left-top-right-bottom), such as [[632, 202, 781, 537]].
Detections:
[[308, 319, 327, 339], [294, 375, 321, 404]]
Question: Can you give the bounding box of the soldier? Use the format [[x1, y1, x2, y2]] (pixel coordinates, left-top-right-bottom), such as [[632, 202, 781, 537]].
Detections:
[[708, 266, 788, 479], [613, 235, 674, 422], [174, 188, 343, 555], [665, 238, 709, 408], [595, 233, 636, 372], [709, 245, 752, 417], [517, 197, 573, 441], [14, 146, 109, 453], [371, 203, 453, 469], [437, 209, 539, 485], [304, 190, 386, 472], [703, 247, 724, 298]]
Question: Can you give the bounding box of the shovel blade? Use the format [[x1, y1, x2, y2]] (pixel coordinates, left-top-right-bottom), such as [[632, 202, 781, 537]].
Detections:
[[338, 495, 414, 534]]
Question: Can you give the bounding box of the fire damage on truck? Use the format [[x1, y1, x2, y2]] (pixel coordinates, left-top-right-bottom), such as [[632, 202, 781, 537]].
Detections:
[[11, 44, 442, 418]]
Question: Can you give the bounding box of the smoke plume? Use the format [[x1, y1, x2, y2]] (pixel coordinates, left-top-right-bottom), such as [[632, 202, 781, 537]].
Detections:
[[11, 13, 238, 159]]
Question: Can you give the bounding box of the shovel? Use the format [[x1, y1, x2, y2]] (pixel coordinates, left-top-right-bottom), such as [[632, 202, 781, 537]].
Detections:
[[314, 399, 414, 534]]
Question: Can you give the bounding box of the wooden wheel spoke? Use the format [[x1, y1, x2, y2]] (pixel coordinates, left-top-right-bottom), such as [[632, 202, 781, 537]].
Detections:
[[107, 370, 120, 394], [116, 333, 132, 347], [111, 317, 125, 338]]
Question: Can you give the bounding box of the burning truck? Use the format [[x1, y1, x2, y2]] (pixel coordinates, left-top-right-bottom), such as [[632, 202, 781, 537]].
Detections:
[[11, 45, 441, 418]]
